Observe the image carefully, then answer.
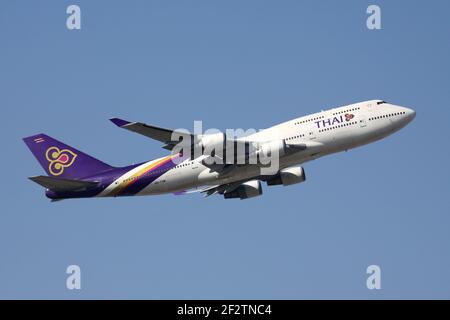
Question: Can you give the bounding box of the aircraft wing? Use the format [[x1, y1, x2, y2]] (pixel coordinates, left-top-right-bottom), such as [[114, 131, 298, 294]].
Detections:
[[110, 118, 194, 150], [172, 178, 252, 198], [110, 118, 309, 160], [200, 180, 251, 197], [196, 169, 307, 198], [110, 117, 258, 156]]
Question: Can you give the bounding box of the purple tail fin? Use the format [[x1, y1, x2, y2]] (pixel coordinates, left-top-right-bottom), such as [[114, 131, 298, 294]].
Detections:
[[23, 134, 114, 179]]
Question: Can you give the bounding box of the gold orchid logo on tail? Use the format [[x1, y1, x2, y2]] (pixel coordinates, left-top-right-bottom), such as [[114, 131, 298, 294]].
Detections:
[[45, 147, 77, 176]]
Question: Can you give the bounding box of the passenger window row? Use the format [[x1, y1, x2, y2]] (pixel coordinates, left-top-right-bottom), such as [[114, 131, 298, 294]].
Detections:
[[318, 121, 357, 132], [295, 115, 325, 125], [333, 107, 360, 116], [369, 112, 405, 121], [175, 161, 193, 169], [286, 134, 305, 141]]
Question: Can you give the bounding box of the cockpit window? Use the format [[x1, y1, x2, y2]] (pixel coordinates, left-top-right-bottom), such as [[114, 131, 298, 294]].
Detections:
[[377, 101, 387, 105]]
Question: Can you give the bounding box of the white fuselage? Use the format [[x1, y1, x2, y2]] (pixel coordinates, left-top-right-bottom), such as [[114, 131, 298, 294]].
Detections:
[[107, 100, 415, 196]]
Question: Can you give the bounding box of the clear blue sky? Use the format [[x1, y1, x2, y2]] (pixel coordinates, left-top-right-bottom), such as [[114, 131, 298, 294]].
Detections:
[[1, 0, 449, 299]]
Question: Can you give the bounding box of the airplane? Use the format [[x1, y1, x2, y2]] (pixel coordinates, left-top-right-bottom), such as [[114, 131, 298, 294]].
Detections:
[[23, 100, 415, 201]]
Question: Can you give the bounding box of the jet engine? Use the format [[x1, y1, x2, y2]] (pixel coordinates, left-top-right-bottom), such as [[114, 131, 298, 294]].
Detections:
[[192, 136, 305, 164], [223, 180, 263, 200], [181, 133, 227, 160], [197, 133, 226, 150], [197, 133, 256, 164], [257, 140, 288, 158], [266, 167, 306, 186]]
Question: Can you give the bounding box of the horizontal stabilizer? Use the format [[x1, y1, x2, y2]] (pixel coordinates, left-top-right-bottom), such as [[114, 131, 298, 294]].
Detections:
[[29, 175, 99, 192]]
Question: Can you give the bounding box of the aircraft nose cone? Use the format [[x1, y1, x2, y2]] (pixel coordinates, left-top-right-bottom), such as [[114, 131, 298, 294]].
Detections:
[[405, 107, 416, 122], [408, 109, 416, 120], [391, 105, 416, 128]]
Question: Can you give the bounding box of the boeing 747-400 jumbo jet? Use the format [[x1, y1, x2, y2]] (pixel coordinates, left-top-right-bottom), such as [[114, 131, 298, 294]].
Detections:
[[23, 100, 415, 200]]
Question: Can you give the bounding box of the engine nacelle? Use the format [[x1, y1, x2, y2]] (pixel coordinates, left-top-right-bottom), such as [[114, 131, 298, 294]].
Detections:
[[193, 136, 301, 165], [257, 140, 287, 159], [266, 167, 306, 186], [198, 133, 226, 150], [223, 180, 263, 200], [186, 133, 226, 160], [198, 133, 256, 164]]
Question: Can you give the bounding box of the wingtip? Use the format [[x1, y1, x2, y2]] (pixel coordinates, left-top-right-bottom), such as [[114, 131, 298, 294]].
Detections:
[[110, 118, 131, 127]]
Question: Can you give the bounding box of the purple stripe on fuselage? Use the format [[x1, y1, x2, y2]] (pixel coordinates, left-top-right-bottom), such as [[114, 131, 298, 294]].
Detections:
[[45, 154, 190, 200], [45, 163, 143, 200], [117, 157, 182, 197]]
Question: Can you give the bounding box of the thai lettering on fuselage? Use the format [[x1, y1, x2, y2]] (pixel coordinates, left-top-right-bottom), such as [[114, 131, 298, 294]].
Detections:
[[314, 114, 355, 129]]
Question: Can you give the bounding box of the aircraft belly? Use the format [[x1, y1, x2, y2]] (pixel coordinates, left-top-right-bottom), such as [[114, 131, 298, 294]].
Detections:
[[137, 166, 205, 195]]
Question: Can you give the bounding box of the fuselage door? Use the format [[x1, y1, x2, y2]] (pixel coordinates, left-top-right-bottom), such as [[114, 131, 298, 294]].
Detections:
[[359, 115, 368, 128]]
